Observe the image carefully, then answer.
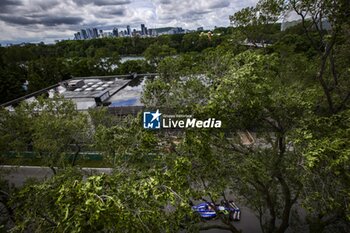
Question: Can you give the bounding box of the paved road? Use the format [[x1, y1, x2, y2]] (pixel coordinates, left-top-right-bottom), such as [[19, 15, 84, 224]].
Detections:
[[0, 165, 261, 233], [199, 207, 261, 233]]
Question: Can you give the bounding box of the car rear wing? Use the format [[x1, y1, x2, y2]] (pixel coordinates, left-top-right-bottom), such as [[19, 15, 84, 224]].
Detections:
[[228, 201, 239, 210]]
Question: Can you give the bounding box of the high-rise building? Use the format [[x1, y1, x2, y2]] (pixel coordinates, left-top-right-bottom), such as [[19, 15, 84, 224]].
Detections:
[[141, 24, 146, 35], [126, 25, 131, 35], [73, 28, 103, 40], [148, 29, 157, 36], [197, 27, 204, 31], [81, 29, 88, 39], [87, 28, 94, 39], [112, 27, 119, 37], [99, 29, 103, 35], [74, 32, 81, 40], [92, 28, 99, 38]]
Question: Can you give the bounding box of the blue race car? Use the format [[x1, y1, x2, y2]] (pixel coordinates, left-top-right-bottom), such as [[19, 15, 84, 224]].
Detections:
[[192, 200, 241, 221]]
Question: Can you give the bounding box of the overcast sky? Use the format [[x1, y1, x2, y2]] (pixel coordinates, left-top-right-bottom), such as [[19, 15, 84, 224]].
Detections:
[[0, 0, 258, 44]]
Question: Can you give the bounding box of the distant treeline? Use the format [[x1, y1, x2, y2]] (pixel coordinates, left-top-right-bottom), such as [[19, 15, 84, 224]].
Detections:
[[1, 28, 231, 59]]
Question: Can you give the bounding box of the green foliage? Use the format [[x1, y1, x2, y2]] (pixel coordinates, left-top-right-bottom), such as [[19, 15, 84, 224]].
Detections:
[[141, 30, 349, 231], [116, 60, 154, 74], [181, 33, 215, 52], [198, 50, 307, 232], [93, 115, 160, 167], [27, 57, 71, 92], [141, 78, 172, 107], [142, 51, 215, 110], [11, 157, 193, 232], [0, 65, 26, 104], [144, 43, 177, 65], [294, 110, 350, 223], [229, 0, 283, 45], [0, 169, 15, 230], [0, 96, 90, 169], [157, 52, 204, 80]]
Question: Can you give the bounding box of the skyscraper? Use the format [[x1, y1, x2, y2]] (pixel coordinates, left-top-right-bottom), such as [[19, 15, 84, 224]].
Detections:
[[87, 28, 94, 39], [92, 28, 99, 38], [141, 24, 146, 35], [112, 27, 119, 37], [81, 29, 88, 39], [74, 32, 81, 40], [126, 25, 131, 36]]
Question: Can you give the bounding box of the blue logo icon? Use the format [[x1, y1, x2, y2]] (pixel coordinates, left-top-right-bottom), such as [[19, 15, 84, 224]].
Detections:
[[143, 110, 162, 129]]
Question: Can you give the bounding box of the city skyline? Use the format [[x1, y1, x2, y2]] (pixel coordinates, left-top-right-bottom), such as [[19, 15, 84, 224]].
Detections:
[[73, 24, 196, 40], [0, 0, 258, 45]]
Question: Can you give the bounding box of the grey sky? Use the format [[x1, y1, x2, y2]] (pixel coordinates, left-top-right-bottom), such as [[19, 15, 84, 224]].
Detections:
[[0, 0, 258, 44]]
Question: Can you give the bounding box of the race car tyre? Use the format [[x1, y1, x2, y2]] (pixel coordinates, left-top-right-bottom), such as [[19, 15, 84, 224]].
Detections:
[[230, 210, 241, 221]]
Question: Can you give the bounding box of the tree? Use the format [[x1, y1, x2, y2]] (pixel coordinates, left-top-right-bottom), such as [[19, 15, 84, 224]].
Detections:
[[0, 170, 15, 230], [142, 49, 308, 232], [27, 57, 71, 92], [268, 0, 350, 230], [9, 115, 195, 232], [93, 115, 160, 167], [229, 2, 350, 230], [287, 0, 350, 114], [0, 96, 90, 173], [144, 43, 177, 65], [187, 51, 308, 233], [229, 0, 284, 46], [293, 110, 350, 232], [0, 66, 26, 104], [94, 51, 121, 75], [116, 60, 154, 75]]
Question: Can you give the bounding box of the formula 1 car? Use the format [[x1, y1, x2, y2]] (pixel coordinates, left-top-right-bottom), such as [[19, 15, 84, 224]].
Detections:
[[191, 200, 241, 221]]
